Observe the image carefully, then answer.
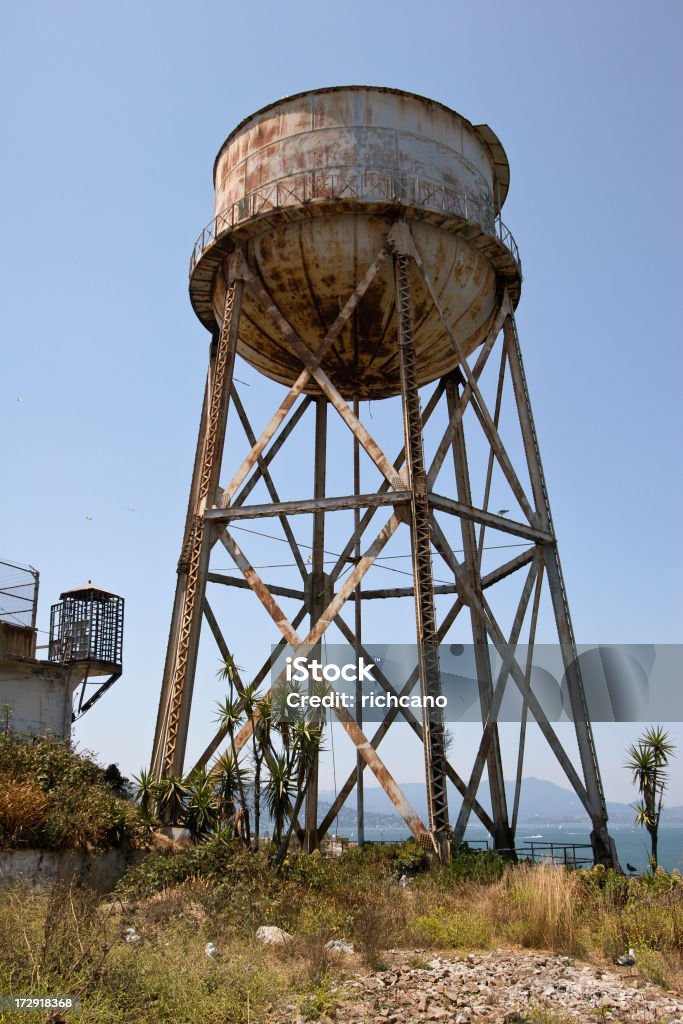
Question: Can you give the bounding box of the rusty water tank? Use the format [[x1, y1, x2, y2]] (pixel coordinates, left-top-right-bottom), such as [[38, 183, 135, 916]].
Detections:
[[189, 86, 521, 400]]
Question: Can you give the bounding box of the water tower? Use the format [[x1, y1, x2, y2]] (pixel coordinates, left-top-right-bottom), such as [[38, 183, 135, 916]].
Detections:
[[151, 87, 617, 866]]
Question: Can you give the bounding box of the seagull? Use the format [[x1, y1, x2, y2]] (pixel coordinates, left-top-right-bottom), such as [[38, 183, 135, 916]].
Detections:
[[123, 506, 136, 512], [123, 927, 141, 945], [626, 862, 638, 874], [84, 515, 93, 521], [15, 397, 23, 403], [205, 942, 223, 959], [496, 509, 510, 516], [398, 873, 409, 888], [615, 947, 636, 967]]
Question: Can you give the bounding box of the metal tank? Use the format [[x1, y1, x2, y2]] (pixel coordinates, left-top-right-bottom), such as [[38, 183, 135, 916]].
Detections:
[[189, 86, 521, 399]]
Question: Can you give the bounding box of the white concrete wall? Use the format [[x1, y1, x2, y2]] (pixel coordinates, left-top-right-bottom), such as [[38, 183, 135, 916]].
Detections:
[[0, 848, 145, 892], [0, 658, 78, 739]]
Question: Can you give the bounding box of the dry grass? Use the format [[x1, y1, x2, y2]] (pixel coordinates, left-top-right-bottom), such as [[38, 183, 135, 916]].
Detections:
[[495, 862, 584, 954], [0, 781, 49, 845]]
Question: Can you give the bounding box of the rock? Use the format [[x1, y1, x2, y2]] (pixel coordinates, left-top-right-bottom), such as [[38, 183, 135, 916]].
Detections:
[[282, 947, 683, 1023], [183, 902, 206, 923], [255, 925, 293, 945], [326, 939, 354, 954]]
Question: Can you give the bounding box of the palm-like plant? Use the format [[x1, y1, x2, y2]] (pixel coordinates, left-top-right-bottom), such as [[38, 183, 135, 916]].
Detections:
[[625, 725, 676, 872], [214, 696, 250, 845], [131, 767, 158, 817], [155, 773, 189, 827], [264, 751, 297, 845], [274, 718, 324, 869], [213, 751, 249, 833], [217, 654, 245, 699], [184, 767, 219, 843], [243, 686, 270, 850]]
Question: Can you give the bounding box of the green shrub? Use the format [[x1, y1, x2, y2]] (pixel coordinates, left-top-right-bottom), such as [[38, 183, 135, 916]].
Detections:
[[445, 847, 507, 884], [116, 832, 245, 897], [338, 839, 428, 877], [0, 732, 145, 851]]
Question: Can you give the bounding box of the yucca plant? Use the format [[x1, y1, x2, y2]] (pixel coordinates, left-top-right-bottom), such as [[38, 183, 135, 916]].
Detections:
[[217, 653, 245, 699], [241, 684, 270, 850], [213, 751, 249, 831], [131, 767, 158, 817], [154, 773, 189, 827], [273, 717, 324, 869], [184, 768, 219, 843], [625, 725, 676, 872], [264, 751, 297, 845], [214, 695, 250, 845]]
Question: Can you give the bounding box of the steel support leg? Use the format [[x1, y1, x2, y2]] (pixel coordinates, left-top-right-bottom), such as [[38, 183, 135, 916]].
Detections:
[[394, 247, 449, 859], [151, 275, 244, 779], [305, 398, 327, 851], [446, 374, 513, 851], [503, 314, 618, 868], [353, 392, 365, 846]]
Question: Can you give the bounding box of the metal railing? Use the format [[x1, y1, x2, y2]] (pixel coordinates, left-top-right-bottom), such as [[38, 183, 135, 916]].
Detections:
[[0, 558, 39, 629], [189, 167, 521, 277]]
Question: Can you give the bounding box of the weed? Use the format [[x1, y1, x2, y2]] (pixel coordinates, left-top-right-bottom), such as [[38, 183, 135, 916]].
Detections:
[[527, 1006, 574, 1024], [411, 909, 492, 949], [299, 972, 337, 1021], [498, 863, 583, 955]]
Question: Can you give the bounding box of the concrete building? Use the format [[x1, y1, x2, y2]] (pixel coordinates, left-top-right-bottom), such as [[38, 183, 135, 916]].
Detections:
[[0, 561, 123, 739], [0, 622, 78, 739]]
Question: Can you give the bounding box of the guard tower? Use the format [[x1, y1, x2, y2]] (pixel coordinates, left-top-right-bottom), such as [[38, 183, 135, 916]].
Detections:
[[151, 87, 618, 866], [49, 582, 124, 720]]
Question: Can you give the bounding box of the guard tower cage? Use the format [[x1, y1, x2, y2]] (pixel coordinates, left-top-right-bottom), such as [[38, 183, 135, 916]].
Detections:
[[49, 583, 124, 719], [0, 558, 39, 658]]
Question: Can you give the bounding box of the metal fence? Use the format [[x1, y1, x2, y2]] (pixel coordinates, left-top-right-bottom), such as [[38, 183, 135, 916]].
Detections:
[[0, 558, 39, 629], [190, 167, 521, 277]]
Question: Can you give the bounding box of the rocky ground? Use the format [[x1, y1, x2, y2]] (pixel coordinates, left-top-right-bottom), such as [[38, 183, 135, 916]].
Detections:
[[273, 949, 683, 1024]]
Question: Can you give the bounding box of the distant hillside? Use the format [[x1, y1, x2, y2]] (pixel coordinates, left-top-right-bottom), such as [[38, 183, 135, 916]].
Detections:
[[318, 777, 683, 826]]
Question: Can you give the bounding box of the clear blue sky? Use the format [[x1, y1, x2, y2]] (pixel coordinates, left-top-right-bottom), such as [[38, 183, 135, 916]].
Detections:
[[2, 1, 681, 808]]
